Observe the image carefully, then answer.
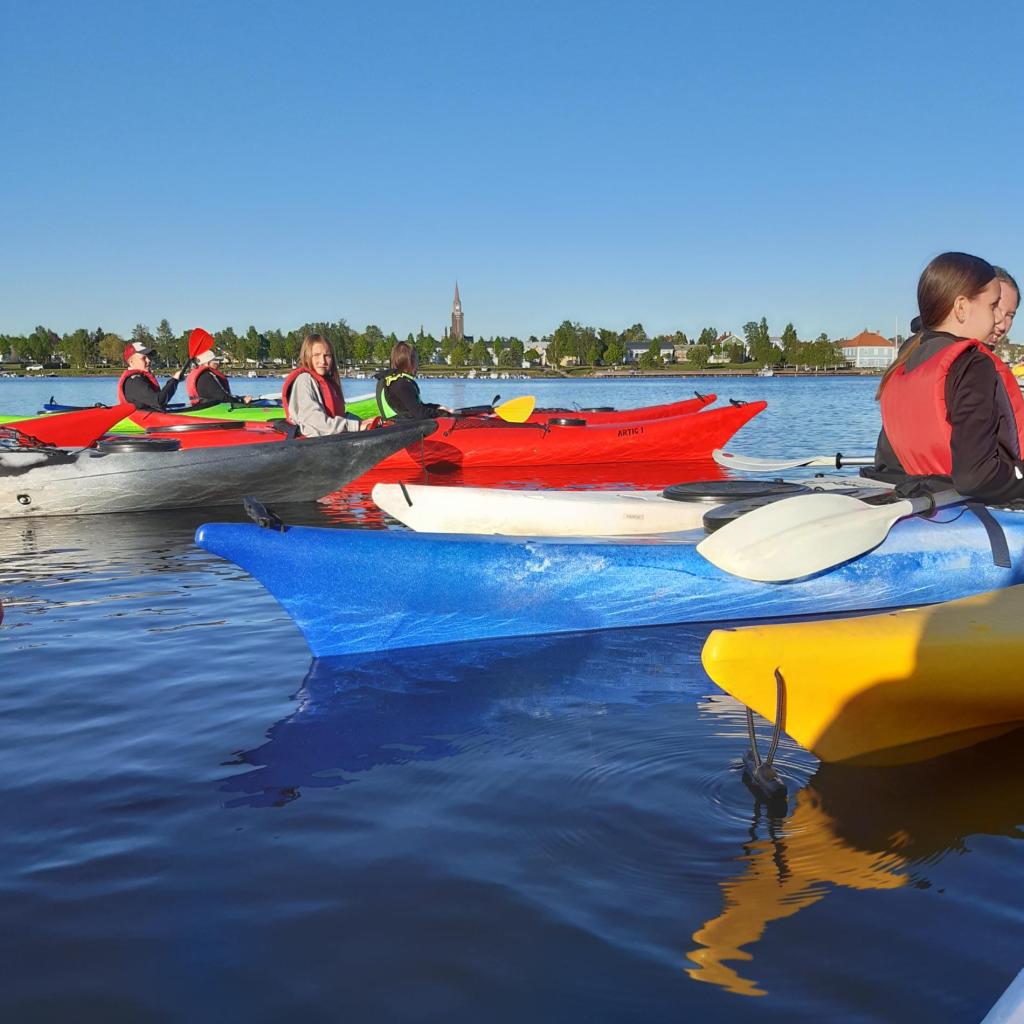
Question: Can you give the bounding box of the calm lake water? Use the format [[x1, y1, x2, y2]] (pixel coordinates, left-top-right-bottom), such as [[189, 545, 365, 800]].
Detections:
[[1, 376, 1021, 1023]]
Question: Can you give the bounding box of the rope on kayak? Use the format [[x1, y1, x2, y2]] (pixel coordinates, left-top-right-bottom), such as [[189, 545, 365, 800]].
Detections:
[[0, 427, 64, 457], [741, 669, 788, 804]]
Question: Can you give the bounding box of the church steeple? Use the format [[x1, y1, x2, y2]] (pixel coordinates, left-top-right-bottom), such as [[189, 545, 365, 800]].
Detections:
[[450, 282, 464, 341]]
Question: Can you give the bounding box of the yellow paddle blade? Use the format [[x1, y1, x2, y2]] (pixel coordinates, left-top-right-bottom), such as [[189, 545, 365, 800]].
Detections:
[[493, 395, 536, 423]]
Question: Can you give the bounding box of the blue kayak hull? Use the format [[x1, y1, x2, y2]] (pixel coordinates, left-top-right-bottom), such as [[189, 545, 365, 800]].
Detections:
[[195, 506, 1024, 656]]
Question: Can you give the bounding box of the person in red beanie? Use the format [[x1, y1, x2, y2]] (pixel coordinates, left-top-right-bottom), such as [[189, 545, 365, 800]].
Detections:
[[185, 348, 253, 406]]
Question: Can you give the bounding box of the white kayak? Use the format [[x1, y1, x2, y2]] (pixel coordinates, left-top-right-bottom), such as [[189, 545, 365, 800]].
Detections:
[[371, 475, 893, 537]]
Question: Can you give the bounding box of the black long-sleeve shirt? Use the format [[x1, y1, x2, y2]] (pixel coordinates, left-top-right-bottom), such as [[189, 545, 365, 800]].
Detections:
[[194, 369, 234, 404], [383, 376, 443, 419], [874, 331, 1024, 503], [122, 372, 179, 411]]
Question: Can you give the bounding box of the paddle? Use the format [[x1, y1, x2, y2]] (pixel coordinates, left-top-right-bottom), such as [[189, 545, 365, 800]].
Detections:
[[180, 327, 216, 377], [188, 327, 215, 360], [492, 395, 535, 423], [713, 448, 874, 472], [9, 403, 136, 448], [696, 487, 963, 582]]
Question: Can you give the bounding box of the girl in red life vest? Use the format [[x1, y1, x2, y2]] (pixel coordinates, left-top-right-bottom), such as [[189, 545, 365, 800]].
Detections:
[[874, 252, 1024, 503], [186, 349, 253, 406], [282, 334, 365, 436], [117, 341, 183, 410]]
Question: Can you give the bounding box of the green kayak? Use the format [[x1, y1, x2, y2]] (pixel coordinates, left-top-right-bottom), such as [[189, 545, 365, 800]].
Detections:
[[31, 392, 380, 434]]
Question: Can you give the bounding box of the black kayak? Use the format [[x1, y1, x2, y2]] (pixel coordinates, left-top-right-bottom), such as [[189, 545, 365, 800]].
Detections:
[[0, 420, 436, 518]]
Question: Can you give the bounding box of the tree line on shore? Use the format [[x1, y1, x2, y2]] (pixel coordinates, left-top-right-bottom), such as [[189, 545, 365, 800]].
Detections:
[[546, 318, 850, 369], [2, 316, 857, 370]]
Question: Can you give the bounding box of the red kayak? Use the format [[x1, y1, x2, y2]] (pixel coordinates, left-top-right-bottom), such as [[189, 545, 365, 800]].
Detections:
[[123, 393, 716, 433], [367, 401, 765, 472], [130, 417, 287, 448], [4, 405, 135, 447], [130, 399, 765, 472], [527, 393, 714, 424]]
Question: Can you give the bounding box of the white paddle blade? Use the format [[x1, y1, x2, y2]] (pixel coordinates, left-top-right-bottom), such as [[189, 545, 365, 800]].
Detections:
[[712, 448, 828, 471], [696, 492, 913, 582], [712, 449, 874, 472]]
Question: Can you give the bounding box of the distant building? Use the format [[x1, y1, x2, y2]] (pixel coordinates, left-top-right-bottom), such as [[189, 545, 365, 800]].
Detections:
[[840, 330, 896, 369], [523, 339, 550, 366], [624, 340, 674, 363], [450, 282, 464, 341]]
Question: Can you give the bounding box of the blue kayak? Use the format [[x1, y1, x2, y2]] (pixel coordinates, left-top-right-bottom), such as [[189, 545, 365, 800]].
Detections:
[[195, 503, 1024, 657]]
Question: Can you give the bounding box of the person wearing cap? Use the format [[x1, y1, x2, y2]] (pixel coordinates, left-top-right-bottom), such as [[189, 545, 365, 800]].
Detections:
[[116, 341, 183, 410], [185, 349, 253, 406]]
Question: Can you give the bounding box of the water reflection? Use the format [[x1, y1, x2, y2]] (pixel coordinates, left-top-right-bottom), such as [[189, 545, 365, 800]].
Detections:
[[0, 503, 337, 625], [686, 726, 1024, 997], [225, 627, 1023, 1000], [0, 505, 336, 576], [219, 626, 715, 808]]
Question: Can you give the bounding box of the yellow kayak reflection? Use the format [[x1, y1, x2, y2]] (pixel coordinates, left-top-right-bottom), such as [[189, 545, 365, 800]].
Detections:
[[686, 784, 906, 997], [686, 722, 1024, 997]]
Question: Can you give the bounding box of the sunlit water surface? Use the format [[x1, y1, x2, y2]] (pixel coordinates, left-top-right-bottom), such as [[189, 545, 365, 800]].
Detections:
[[1, 376, 1021, 1022]]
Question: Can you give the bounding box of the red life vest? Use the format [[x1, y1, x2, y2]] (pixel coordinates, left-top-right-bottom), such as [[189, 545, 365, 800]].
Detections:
[[117, 368, 159, 404], [881, 339, 1024, 475], [281, 368, 345, 423], [186, 364, 231, 404]]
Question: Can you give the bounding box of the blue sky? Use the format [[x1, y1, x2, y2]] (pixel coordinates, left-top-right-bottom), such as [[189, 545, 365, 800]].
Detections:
[[3, 0, 1021, 341]]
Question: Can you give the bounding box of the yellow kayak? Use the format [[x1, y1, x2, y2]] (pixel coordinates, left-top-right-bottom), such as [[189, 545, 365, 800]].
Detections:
[[701, 585, 1024, 765]]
